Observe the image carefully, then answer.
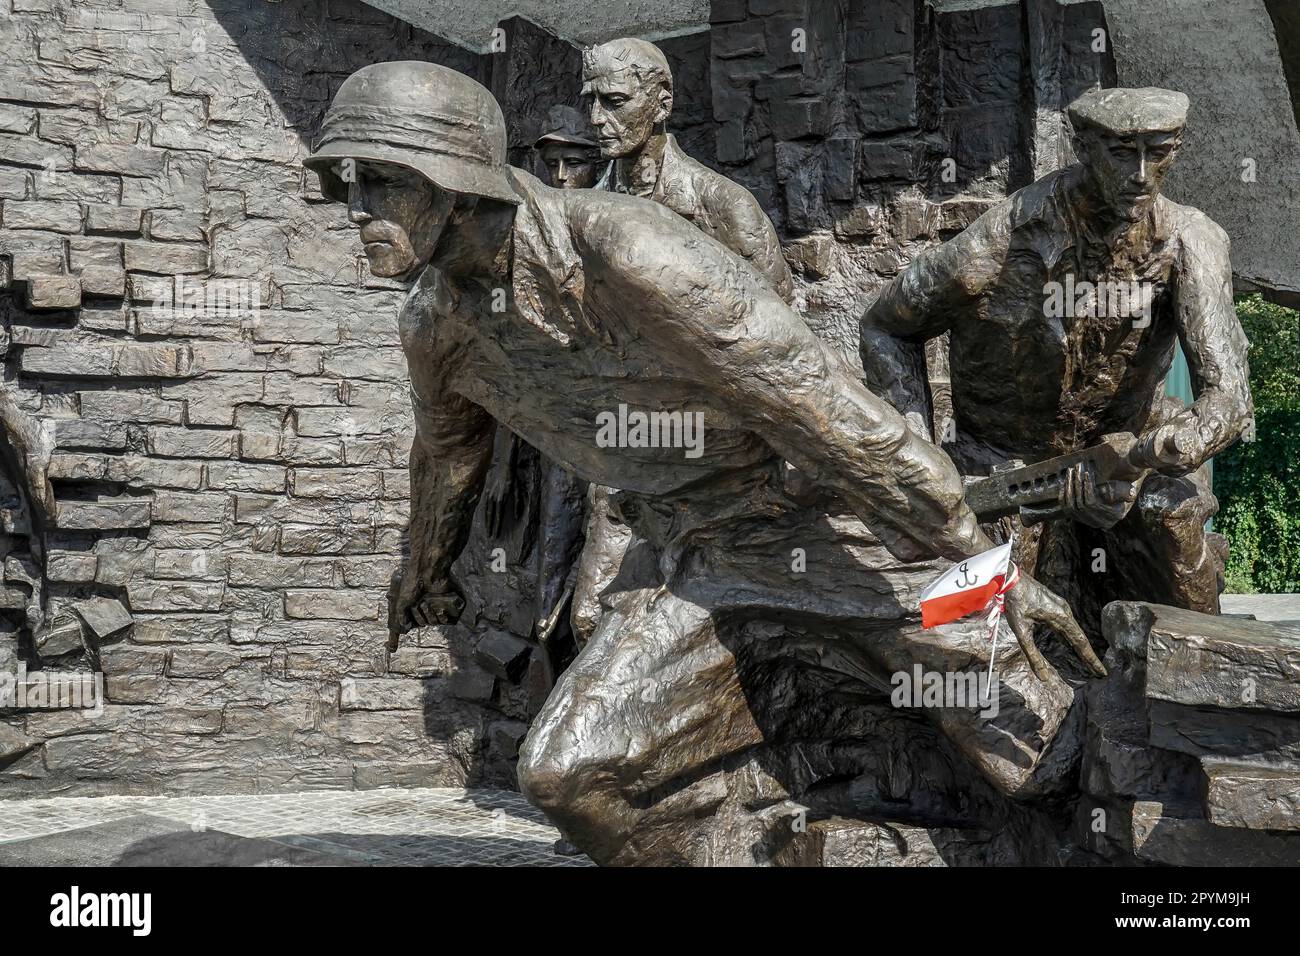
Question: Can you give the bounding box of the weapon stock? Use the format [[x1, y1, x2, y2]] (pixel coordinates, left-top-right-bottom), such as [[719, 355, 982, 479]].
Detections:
[[964, 432, 1146, 520]]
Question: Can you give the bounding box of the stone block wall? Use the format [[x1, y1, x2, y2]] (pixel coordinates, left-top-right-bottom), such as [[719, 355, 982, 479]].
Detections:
[[707, 0, 1111, 369], [0, 0, 543, 797]]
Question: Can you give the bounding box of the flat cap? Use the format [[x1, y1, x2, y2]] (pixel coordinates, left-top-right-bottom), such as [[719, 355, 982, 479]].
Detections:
[[1067, 87, 1189, 135], [535, 105, 598, 149]]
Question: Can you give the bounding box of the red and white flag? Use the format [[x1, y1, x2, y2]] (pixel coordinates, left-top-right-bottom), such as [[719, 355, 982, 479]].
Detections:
[[920, 541, 1018, 629], [920, 541, 1020, 679]]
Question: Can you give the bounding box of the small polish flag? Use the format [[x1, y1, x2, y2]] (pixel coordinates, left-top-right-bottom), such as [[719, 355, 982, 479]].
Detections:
[[920, 541, 1017, 629]]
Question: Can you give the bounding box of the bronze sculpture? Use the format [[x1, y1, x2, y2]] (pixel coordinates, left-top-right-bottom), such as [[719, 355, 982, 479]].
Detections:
[[479, 104, 604, 678], [306, 60, 1105, 865], [583, 38, 795, 301], [570, 39, 797, 647], [0, 386, 56, 635], [534, 105, 604, 190], [862, 87, 1253, 644]]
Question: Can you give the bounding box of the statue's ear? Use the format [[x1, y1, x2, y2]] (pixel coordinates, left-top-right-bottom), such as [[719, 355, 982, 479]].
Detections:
[[656, 84, 673, 124], [1070, 132, 1089, 163]]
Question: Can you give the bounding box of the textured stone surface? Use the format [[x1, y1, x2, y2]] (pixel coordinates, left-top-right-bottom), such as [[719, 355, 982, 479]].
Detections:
[[70, 596, 133, 640], [1130, 800, 1300, 865], [1139, 605, 1300, 711], [0, 787, 589, 865], [707, 0, 1108, 367], [1203, 760, 1300, 832], [0, 0, 525, 799], [774, 817, 994, 867], [1085, 602, 1300, 862]]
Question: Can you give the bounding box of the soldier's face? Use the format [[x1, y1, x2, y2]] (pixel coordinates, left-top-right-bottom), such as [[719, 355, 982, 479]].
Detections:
[[1077, 129, 1182, 222], [584, 73, 670, 159], [539, 143, 600, 189], [340, 160, 455, 278]]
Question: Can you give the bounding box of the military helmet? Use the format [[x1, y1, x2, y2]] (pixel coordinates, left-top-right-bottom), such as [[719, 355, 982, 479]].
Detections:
[[305, 61, 519, 205]]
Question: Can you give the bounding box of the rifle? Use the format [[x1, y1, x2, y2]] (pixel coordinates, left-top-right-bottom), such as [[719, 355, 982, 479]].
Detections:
[[964, 432, 1148, 521]]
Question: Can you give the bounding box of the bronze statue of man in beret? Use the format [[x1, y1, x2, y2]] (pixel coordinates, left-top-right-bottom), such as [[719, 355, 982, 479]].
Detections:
[[863, 87, 1253, 644]]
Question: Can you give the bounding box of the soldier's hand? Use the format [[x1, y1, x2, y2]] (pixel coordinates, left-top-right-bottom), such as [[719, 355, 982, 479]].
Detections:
[[1132, 421, 1201, 474], [1021, 461, 1136, 530], [1003, 572, 1107, 681], [482, 440, 526, 538], [390, 570, 465, 643]]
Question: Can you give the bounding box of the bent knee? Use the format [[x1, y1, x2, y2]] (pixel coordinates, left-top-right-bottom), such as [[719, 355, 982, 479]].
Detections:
[[1136, 474, 1216, 530], [516, 727, 570, 810]]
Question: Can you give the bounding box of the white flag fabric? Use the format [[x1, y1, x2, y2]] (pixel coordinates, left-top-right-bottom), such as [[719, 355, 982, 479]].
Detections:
[[920, 541, 1015, 628]]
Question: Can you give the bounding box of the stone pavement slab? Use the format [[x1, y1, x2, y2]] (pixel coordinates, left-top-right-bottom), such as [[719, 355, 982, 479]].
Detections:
[[0, 814, 365, 867], [0, 787, 591, 867], [1222, 593, 1300, 622]]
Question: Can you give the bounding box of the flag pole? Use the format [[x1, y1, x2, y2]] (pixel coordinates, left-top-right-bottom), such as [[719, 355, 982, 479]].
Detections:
[[986, 532, 1017, 686]]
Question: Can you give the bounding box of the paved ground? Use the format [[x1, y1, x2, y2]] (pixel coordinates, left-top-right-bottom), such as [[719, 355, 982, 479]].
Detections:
[[1221, 593, 1300, 621], [2, 595, 1292, 866], [0, 788, 591, 866]]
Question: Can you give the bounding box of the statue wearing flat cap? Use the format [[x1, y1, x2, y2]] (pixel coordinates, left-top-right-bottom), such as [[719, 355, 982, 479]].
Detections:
[[863, 87, 1254, 649], [306, 61, 1106, 864], [534, 105, 604, 190]]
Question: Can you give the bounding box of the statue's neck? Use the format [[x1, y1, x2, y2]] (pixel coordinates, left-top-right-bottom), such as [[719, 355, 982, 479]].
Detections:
[[430, 204, 514, 283], [615, 131, 669, 197]]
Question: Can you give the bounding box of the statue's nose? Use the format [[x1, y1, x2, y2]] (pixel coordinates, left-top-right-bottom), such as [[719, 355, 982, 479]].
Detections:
[[347, 181, 371, 224]]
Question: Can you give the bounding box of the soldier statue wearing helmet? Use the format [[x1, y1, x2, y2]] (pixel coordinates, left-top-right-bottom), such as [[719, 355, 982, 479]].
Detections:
[[306, 60, 1104, 865]]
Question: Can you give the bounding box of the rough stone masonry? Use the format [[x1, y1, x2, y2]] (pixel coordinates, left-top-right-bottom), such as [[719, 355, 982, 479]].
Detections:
[[0, 0, 526, 796]]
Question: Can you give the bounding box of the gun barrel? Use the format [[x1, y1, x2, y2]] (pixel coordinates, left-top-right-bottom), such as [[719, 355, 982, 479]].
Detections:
[[964, 433, 1142, 520]]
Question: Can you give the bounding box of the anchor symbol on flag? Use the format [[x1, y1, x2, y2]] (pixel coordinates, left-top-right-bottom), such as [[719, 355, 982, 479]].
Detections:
[[919, 538, 1020, 682]]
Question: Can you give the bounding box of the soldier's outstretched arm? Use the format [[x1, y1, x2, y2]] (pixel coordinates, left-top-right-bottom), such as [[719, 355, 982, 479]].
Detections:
[[1134, 213, 1254, 472], [605, 217, 1104, 678], [860, 210, 1008, 435], [610, 219, 990, 563], [392, 286, 495, 639], [708, 181, 796, 303], [864, 211, 1007, 338]]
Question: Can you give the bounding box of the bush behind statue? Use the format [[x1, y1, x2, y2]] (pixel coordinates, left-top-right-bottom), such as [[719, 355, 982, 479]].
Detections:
[[1214, 295, 1300, 593]]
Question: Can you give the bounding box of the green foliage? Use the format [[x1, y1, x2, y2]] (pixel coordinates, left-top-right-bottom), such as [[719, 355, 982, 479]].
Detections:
[[1214, 295, 1300, 593], [1234, 295, 1300, 408]]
